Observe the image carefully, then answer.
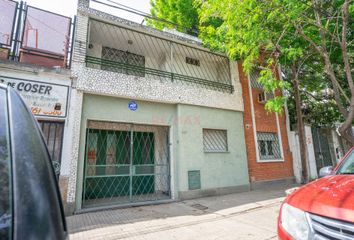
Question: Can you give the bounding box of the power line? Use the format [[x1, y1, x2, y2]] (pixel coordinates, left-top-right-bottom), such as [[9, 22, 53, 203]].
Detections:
[[92, 0, 178, 27], [105, 0, 149, 16], [91, 0, 198, 34]]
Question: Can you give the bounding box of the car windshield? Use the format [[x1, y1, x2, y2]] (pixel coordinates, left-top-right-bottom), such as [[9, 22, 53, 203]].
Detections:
[[337, 149, 354, 174]]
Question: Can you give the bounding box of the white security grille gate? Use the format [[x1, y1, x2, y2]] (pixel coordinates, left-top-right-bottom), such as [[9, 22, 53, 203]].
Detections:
[[83, 121, 171, 208]]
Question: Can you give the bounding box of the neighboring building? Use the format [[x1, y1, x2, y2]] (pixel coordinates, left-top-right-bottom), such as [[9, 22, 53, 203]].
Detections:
[[0, 0, 74, 201], [289, 124, 352, 181], [65, 0, 250, 213], [240, 66, 295, 187]]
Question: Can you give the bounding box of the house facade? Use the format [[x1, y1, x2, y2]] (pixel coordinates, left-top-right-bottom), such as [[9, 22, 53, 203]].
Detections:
[[64, 0, 251, 213], [289, 124, 352, 182], [239, 65, 294, 188]]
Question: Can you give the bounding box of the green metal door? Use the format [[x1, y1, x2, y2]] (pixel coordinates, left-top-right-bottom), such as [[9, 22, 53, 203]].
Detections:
[[83, 121, 170, 208]]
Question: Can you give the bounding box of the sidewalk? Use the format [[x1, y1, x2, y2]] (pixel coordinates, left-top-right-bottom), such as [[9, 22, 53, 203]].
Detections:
[[67, 183, 296, 240]]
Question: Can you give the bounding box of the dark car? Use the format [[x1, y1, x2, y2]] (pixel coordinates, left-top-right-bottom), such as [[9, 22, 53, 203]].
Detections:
[[0, 84, 67, 240]]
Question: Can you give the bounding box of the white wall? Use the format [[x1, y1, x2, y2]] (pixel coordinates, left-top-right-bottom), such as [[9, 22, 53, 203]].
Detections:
[[287, 125, 318, 182], [305, 125, 318, 179], [287, 131, 302, 183]]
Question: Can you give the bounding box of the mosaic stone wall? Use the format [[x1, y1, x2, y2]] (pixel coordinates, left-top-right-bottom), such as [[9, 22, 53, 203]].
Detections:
[[73, 61, 243, 111], [66, 89, 83, 205]]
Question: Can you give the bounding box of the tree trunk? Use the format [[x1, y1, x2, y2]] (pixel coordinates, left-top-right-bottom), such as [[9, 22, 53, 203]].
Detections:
[[338, 102, 354, 145], [292, 64, 309, 183], [311, 0, 354, 146], [338, 0, 354, 146]]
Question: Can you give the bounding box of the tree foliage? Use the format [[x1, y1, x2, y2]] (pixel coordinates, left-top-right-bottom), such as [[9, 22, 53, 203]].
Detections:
[[198, 0, 354, 144], [285, 52, 344, 127], [147, 0, 200, 35], [147, 0, 354, 144]]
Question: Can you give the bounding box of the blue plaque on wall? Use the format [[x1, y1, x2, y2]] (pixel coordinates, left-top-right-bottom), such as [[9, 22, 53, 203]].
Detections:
[[128, 101, 138, 111]]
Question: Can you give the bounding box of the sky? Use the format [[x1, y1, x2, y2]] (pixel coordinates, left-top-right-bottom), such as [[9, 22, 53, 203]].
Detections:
[[23, 0, 151, 23]]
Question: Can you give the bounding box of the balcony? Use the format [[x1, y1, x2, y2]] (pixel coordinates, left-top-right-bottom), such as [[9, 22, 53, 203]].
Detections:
[[0, 0, 73, 68], [85, 19, 234, 93]]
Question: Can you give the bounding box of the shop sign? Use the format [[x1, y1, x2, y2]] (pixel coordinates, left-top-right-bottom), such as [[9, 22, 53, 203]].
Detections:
[[0, 76, 69, 118]]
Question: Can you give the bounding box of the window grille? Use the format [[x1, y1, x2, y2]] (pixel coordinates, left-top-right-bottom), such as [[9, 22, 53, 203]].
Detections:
[[38, 121, 64, 166], [250, 68, 264, 89], [257, 132, 282, 160], [257, 91, 275, 104], [186, 57, 200, 66], [203, 129, 228, 152], [101, 46, 145, 77]]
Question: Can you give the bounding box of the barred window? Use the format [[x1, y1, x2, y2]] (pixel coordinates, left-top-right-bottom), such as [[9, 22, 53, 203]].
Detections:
[[203, 129, 228, 152], [257, 132, 282, 160], [186, 57, 200, 66], [101, 46, 145, 77], [250, 68, 263, 89]]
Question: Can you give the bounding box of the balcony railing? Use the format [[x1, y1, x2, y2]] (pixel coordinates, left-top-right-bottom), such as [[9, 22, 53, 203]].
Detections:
[[86, 19, 234, 93], [86, 56, 234, 93]]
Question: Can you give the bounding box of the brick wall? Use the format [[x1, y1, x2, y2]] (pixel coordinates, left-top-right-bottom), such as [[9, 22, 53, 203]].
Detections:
[[238, 62, 294, 182], [19, 52, 66, 68]]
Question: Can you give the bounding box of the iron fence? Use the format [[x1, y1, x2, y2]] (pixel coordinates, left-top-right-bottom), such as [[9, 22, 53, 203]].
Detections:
[[86, 19, 234, 93], [0, 0, 74, 68], [83, 121, 171, 208], [0, 0, 17, 60], [0, 0, 17, 47]]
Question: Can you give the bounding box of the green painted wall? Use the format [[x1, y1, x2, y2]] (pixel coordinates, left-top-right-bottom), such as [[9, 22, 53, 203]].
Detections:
[[176, 104, 249, 191], [76, 94, 249, 209]]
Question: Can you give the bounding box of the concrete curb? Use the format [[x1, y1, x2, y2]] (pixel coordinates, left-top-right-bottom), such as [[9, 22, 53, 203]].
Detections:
[[213, 197, 285, 217]]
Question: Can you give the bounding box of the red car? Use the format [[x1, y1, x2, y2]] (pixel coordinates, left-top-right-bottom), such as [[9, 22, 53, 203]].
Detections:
[[278, 147, 354, 240]]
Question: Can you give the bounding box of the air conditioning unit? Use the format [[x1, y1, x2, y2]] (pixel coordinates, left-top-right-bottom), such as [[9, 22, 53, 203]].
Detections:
[[258, 91, 270, 104]]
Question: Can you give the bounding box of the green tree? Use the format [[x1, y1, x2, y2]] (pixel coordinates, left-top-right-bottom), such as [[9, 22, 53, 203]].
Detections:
[[198, 0, 353, 181], [147, 0, 200, 35], [286, 54, 344, 128]]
